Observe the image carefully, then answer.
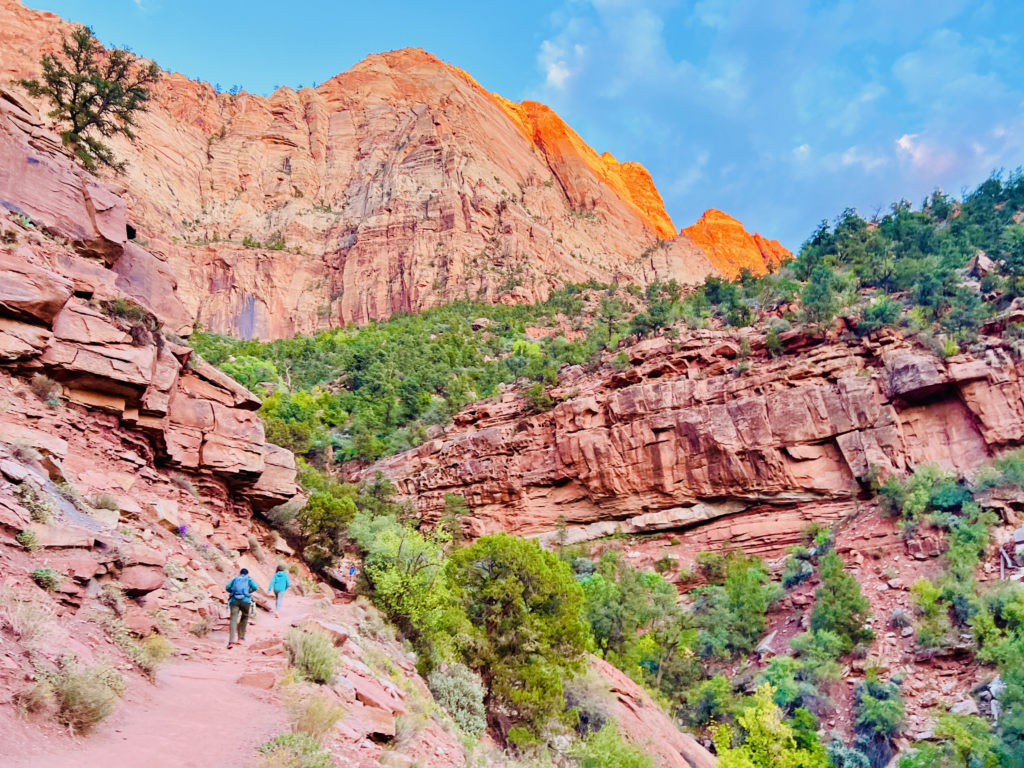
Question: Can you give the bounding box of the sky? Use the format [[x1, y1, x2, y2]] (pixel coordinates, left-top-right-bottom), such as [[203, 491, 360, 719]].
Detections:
[[29, 0, 1024, 251]]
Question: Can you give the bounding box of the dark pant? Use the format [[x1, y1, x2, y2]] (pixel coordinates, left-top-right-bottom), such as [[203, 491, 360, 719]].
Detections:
[[229, 600, 251, 643]]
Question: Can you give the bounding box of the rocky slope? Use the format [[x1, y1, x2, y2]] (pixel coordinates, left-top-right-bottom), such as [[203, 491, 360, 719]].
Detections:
[[369, 322, 1022, 558], [0, 82, 714, 768], [0, 0, 787, 340]]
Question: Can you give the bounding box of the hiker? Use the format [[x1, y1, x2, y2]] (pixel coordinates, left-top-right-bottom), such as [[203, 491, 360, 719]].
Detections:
[[225, 567, 260, 648], [270, 564, 290, 618]]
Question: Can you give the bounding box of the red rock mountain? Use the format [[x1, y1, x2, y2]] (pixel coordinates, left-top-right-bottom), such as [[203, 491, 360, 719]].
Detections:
[[0, 0, 788, 340]]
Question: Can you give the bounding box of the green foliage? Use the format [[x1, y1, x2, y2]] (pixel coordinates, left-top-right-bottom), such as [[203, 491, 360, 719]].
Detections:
[[294, 491, 356, 569], [284, 627, 340, 684], [810, 551, 873, 652], [39, 655, 126, 734], [16, 529, 40, 553], [801, 266, 839, 326], [683, 675, 740, 727], [712, 684, 830, 768], [349, 507, 454, 657], [427, 663, 486, 738], [568, 721, 655, 768], [446, 533, 591, 734], [854, 673, 904, 737], [18, 24, 160, 171], [694, 552, 781, 659], [256, 733, 333, 768], [191, 285, 622, 464], [31, 567, 63, 592], [897, 714, 1006, 768]]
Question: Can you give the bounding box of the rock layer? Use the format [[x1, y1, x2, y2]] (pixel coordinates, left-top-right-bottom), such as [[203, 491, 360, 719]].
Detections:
[[370, 328, 1022, 557], [0, 86, 298, 510], [0, 0, 787, 339]]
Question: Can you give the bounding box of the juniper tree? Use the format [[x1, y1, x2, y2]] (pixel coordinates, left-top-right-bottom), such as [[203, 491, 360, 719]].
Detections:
[[19, 24, 159, 172]]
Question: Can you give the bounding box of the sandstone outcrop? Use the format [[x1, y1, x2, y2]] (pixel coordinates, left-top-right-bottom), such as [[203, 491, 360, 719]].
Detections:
[[370, 327, 1023, 559], [0, 87, 299, 513], [680, 208, 791, 279], [0, 0, 786, 340]]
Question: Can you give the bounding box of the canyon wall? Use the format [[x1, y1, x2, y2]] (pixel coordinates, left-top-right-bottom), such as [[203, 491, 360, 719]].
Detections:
[[0, 85, 299, 524], [0, 0, 787, 340], [370, 324, 1022, 558]]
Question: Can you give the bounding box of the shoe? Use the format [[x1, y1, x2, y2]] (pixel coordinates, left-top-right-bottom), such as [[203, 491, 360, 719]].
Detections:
[[227, 642, 235, 649], [238, 637, 246, 642]]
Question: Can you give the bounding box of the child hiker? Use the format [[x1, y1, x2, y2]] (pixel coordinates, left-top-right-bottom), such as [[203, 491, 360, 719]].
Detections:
[[225, 567, 260, 648], [270, 564, 290, 618]]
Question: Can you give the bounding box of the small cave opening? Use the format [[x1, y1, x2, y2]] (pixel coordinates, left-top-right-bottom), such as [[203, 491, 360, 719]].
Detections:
[[126, 224, 137, 240]]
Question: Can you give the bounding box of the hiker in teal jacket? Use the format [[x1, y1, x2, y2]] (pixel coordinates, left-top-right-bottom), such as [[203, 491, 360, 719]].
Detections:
[[270, 565, 290, 618], [225, 568, 260, 648]]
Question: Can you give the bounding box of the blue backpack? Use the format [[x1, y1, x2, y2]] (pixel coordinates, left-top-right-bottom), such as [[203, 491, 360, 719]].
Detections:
[[228, 575, 251, 604]]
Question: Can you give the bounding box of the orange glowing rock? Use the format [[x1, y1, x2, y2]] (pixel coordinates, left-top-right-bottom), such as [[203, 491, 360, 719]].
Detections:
[[681, 209, 791, 278], [447, 65, 676, 240]]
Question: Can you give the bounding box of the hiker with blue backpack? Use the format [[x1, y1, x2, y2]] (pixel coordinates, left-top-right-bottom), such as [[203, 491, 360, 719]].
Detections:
[[225, 568, 261, 648], [270, 564, 290, 618]]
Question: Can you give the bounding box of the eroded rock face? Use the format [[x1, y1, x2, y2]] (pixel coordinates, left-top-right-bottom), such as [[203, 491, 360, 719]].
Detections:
[[370, 330, 1024, 557], [0, 88, 298, 507], [0, 1, 787, 340]]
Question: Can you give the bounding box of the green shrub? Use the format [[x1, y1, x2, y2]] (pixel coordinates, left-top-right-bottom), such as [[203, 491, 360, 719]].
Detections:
[[682, 675, 739, 726], [427, 663, 486, 737], [30, 374, 62, 403], [712, 683, 829, 768], [88, 493, 120, 511], [810, 551, 873, 652], [16, 529, 40, 552], [695, 552, 781, 659], [568, 720, 654, 768], [31, 567, 63, 592], [854, 673, 904, 737], [256, 733, 332, 768], [16, 484, 56, 523], [285, 628, 340, 684], [44, 656, 126, 734], [286, 691, 345, 742], [446, 533, 591, 734]]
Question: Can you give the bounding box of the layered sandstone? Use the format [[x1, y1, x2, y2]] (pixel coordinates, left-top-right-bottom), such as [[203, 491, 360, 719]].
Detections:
[[0, 0, 786, 340], [0, 86, 298, 513], [368, 325, 1020, 558]]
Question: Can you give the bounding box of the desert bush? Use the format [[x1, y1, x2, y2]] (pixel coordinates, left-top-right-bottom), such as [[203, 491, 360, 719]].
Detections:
[[694, 552, 782, 659], [30, 374, 61, 405], [248, 534, 267, 563], [0, 588, 52, 645], [256, 732, 333, 768], [16, 529, 40, 552], [31, 567, 63, 592], [568, 720, 654, 768], [189, 617, 212, 637], [9, 437, 42, 463], [170, 472, 200, 498], [45, 656, 126, 734], [888, 607, 912, 630], [16, 484, 56, 523], [285, 627, 340, 684], [695, 550, 728, 584], [89, 493, 120, 511], [682, 674, 740, 727], [358, 604, 396, 643], [855, 673, 904, 737], [286, 690, 345, 741], [427, 663, 486, 737]]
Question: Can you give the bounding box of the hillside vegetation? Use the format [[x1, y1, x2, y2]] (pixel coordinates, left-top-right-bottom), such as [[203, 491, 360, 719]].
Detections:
[[193, 170, 1024, 767]]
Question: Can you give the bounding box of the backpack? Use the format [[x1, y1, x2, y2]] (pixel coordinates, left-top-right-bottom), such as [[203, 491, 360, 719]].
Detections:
[[228, 575, 251, 604]]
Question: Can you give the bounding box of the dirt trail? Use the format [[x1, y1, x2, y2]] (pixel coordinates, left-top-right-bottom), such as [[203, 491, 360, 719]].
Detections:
[[5, 594, 316, 768]]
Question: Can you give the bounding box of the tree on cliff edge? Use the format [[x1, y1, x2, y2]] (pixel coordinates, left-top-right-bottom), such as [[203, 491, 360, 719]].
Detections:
[[18, 24, 159, 172]]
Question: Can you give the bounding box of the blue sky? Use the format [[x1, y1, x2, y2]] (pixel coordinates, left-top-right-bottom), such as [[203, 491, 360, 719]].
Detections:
[[30, 0, 1024, 250]]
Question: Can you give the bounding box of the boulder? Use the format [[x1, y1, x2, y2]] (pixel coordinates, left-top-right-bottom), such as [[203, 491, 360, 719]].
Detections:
[[0, 251, 74, 326], [118, 564, 166, 595], [111, 242, 193, 335], [300, 618, 350, 647], [26, 522, 92, 548], [146, 498, 181, 532], [0, 316, 52, 359], [237, 671, 276, 690], [343, 700, 396, 739], [884, 352, 947, 399]]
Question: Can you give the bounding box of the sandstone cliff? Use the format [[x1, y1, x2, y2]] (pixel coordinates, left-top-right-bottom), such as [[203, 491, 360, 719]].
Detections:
[[0, 85, 300, 532], [0, 0, 787, 340], [368, 324, 1020, 558]]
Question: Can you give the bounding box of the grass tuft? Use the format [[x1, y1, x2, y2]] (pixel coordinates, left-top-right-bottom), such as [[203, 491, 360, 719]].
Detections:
[[284, 627, 340, 684]]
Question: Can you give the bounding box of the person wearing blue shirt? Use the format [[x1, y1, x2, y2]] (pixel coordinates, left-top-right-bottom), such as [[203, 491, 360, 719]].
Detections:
[[225, 568, 260, 648], [270, 564, 291, 618]]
